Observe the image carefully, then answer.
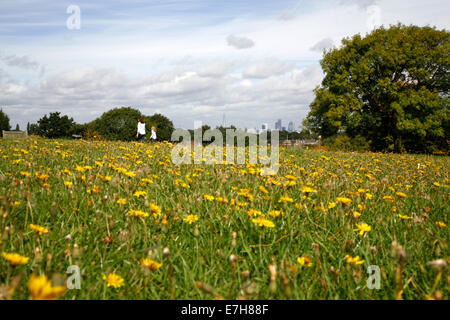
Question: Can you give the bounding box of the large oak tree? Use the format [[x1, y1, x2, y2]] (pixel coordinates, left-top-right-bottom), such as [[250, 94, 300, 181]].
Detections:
[[304, 24, 449, 153]]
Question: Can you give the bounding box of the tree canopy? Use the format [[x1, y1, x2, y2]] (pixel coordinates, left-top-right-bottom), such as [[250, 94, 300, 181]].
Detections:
[[36, 112, 75, 138], [91, 107, 175, 141], [91, 107, 142, 141], [304, 24, 449, 153], [0, 109, 11, 136]]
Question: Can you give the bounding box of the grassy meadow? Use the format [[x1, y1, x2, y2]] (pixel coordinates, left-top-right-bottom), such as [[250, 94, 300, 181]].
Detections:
[[0, 137, 448, 300]]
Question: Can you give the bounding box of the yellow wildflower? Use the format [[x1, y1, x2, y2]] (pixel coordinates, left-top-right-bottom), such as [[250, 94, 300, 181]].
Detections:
[[128, 209, 149, 218], [102, 273, 124, 288], [64, 181, 72, 187], [279, 194, 294, 203], [336, 197, 352, 205], [297, 254, 313, 267], [184, 214, 199, 224], [436, 221, 446, 228], [268, 210, 283, 218], [252, 217, 275, 228], [116, 198, 127, 205], [150, 203, 162, 218], [246, 209, 262, 217], [141, 258, 162, 271], [354, 223, 371, 236], [300, 186, 317, 193], [2, 252, 29, 266], [28, 274, 66, 300], [259, 185, 269, 194], [133, 191, 147, 198], [29, 224, 49, 235], [345, 255, 365, 265]]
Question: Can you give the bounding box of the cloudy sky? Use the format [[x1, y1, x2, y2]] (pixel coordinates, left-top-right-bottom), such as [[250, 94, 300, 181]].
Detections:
[[1, 0, 449, 130]]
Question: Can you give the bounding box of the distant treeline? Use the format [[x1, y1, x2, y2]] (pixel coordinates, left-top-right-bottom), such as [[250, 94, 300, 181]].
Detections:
[[1, 107, 317, 144], [19, 107, 175, 141]]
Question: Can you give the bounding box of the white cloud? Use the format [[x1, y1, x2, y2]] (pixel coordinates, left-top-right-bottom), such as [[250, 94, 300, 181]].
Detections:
[[310, 38, 335, 52], [197, 61, 233, 78], [0, 62, 323, 129], [243, 58, 295, 79], [0, 52, 40, 70], [226, 35, 255, 49], [340, 0, 378, 10]]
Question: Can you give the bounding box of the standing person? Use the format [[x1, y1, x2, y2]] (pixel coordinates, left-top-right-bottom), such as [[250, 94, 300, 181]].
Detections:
[[136, 117, 146, 142], [150, 126, 157, 142]]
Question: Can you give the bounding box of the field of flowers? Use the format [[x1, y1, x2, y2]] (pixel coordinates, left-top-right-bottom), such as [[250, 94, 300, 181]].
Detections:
[[0, 137, 448, 300]]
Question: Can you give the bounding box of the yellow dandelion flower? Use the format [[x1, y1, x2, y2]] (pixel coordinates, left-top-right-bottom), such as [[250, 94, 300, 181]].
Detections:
[[133, 191, 147, 198], [29, 224, 49, 235], [336, 197, 352, 205], [268, 210, 283, 218], [184, 214, 199, 224], [435, 221, 446, 228], [252, 217, 275, 228], [354, 223, 371, 236], [300, 186, 317, 193], [64, 181, 72, 187], [246, 209, 263, 217], [102, 273, 124, 288], [128, 209, 149, 218], [345, 255, 365, 265], [278, 194, 294, 203], [141, 258, 162, 271], [150, 203, 162, 218], [259, 185, 269, 194], [2, 252, 29, 266], [116, 198, 127, 205], [297, 254, 313, 267], [28, 274, 66, 300]]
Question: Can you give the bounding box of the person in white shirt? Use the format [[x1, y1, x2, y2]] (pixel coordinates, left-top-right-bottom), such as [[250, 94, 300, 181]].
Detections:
[[136, 117, 146, 142], [150, 126, 157, 142]]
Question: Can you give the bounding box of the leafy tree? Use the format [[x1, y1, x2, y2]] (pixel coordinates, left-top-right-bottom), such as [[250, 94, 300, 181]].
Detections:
[[91, 107, 142, 141], [15, 124, 20, 131], [28, 123, 39, 135], [0, 109, 11, 136], [36, 112, 75, 138], [304, 24, 449, 153]]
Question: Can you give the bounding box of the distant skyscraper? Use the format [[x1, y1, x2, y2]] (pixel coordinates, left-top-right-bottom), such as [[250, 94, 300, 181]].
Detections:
[[261, 123, 268, 131], [282, 126, 286, 131], [275, 119, 282, 130], [288, 121, 294, 132]]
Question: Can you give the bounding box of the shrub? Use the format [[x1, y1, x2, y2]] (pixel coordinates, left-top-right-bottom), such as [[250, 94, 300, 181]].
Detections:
[[323, 134, 371, 152]]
